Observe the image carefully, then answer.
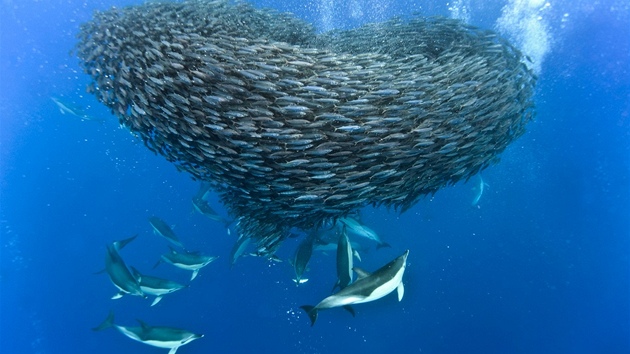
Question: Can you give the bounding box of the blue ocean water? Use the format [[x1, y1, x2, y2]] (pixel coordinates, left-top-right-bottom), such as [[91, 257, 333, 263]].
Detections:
[[1, 0, 628, 353]]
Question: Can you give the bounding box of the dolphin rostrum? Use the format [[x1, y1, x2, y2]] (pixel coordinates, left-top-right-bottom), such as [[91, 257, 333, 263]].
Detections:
[[149, 216, 185, 249], [130, 267, 187, 306], [93, 311, 203, 354], [301, 250, 409, 326], [103, 235, 144, 299]]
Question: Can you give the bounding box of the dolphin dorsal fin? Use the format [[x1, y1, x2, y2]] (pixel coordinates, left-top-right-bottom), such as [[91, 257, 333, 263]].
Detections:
[[136, 319, 150, 331], [353, 267, 371, 279]]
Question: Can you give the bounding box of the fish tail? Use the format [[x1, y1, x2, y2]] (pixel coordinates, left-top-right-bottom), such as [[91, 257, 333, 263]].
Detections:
[[92, 311, 115, 331], [300, 305, 318, 326]]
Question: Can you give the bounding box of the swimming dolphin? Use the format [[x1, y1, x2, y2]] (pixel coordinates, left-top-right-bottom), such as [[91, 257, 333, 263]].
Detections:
[[292, 232, 316, 285], [313, 239, 364, 261], [301, 250, 409, 326], [229, 234, 251, 267], [103, 235, 144, 299], [471, 174, 489, 206], [50, 96, 104, 123], [160, 248, 218, 280], [192, 196, 232, 227], [149, 216, 185, 249], [130, 267, 187, 306], [93, 311, 203, 354], [333, 227, 353, 291], [338, 217, 390, 249]]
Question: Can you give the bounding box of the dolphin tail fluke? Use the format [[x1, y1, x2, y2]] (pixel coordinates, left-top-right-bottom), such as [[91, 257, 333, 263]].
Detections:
[[376, 241, 391, 249], [114, 234, 138, 251], [300, 305, 318, 326], [92, 311, 115, 331], [342, 305, 356, 317]]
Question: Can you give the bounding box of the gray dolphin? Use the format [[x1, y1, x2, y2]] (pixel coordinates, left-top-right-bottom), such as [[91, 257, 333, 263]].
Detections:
[[301, 250, 409, 326], [93, 312, 203, 354], [130, 267, 187, 306], [333, 227, 353, 291], [160, 248, 218, 280], [104, 235, 144, 299], [149, 216, 185, 249], [229, 234, 251, 267], [50, 96, 104, 123], [338, 217, 391, 249], [192, 196, 232, 227], [292, 232, 316, 285]]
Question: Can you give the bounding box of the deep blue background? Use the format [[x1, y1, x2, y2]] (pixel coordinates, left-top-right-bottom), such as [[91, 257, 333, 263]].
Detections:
[[1, 1, 628, 353]]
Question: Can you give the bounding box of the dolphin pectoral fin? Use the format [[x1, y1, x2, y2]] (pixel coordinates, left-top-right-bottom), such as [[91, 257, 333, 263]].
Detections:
[[94, 268, 106, 275], [151, 296, 163, 306], [397, 282, 405, 301], [353, 267, 371, 279], [191, 269, 199, 280], [168, 346, 179, 354], [300, 305, 318, 326], [111, 292, 124, 300], [342, 305, 355, 317], [92, 311, 114, 331], [353, 250, 362, 262]]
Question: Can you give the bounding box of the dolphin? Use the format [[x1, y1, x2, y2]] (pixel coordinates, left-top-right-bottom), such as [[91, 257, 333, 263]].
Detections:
[[149, 216, 185, 249], [50, 96, 104, 123], [292, 232, 316, 285], [338, 217, 390, 249], [471, 174, 489, 206], [333, 227, 353, 291], [93, 312, 203, 354], [301, 250, 409, 326], [229, 234, 251, 267], [192, 182, 233, 226], [160, 248, 218, 280], [103, 235, 144, 299], [192, 196, 232, 227], [313, 240, 364, 261], [130, 267, 187, 306]]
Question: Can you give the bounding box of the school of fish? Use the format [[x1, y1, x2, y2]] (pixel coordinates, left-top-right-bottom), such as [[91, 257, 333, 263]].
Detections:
[[76, 0, 536, 258]]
